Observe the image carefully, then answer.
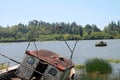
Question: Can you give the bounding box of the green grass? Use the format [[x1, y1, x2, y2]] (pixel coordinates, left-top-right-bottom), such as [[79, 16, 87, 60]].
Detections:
[[78, 74, 109, 80], [73, 58, 120, 80], [0, 63, 8, 69], [75, 64, 85, 69], [74, 73, 120, 80], [107, 59, 120, 63]]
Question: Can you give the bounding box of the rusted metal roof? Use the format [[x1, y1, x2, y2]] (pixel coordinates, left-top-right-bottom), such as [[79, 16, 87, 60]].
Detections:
[[26, 49, 74, 71]]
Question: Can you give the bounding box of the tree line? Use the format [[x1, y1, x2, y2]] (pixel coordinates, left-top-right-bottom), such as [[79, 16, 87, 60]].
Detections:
[[0, 20, 120, 42]]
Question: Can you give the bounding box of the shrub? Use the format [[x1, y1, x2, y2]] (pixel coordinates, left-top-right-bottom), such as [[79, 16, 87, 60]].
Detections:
[[85, 58, 112, 74]]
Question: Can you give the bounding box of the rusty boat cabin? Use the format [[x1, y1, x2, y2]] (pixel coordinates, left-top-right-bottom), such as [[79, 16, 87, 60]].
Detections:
[[0, 49, 74, 80]]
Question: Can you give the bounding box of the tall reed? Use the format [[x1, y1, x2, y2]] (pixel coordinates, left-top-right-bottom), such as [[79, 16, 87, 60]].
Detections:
[[85, 58, 112, 74]]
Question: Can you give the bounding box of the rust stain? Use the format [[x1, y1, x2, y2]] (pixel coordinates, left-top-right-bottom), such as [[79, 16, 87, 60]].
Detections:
[[26, 49, 74, 71]]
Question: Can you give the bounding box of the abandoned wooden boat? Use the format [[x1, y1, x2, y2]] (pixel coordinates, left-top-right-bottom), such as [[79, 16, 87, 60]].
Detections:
[[95, 41, 107, 47], [0, 49, 75, 80]]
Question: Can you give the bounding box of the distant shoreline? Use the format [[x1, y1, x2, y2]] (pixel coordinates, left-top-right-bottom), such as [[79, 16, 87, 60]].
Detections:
[[0, 40, 36, 43], [0, 39, 116, 43]]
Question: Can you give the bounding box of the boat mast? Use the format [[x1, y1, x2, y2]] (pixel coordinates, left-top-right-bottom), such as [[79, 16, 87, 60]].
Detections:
[[57, 25, 78, 64], [57, 25, 78, 80]]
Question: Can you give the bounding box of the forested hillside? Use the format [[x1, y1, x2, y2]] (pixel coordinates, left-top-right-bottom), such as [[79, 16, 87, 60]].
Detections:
[[0, 20, 120, 42]]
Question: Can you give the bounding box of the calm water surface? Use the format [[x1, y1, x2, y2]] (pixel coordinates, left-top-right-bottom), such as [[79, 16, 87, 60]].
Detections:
[[0, 39, 120, 69]]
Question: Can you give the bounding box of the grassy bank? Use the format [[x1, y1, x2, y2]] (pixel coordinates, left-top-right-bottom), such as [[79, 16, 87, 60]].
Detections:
[[74, 58, 120, 80]]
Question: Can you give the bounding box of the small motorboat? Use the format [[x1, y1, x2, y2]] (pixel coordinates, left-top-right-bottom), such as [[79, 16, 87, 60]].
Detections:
[[95, 41, 107, 47]]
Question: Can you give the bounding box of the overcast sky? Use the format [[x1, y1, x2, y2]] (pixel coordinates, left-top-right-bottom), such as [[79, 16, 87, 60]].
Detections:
[[0, 0, 120, 30]]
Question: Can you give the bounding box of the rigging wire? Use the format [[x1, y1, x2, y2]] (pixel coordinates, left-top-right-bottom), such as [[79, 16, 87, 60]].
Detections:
[[57, 25, 79, 80], [25, 40, 31, 52], [25, 24, 39, 56], [57, 26, 78, 64]]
